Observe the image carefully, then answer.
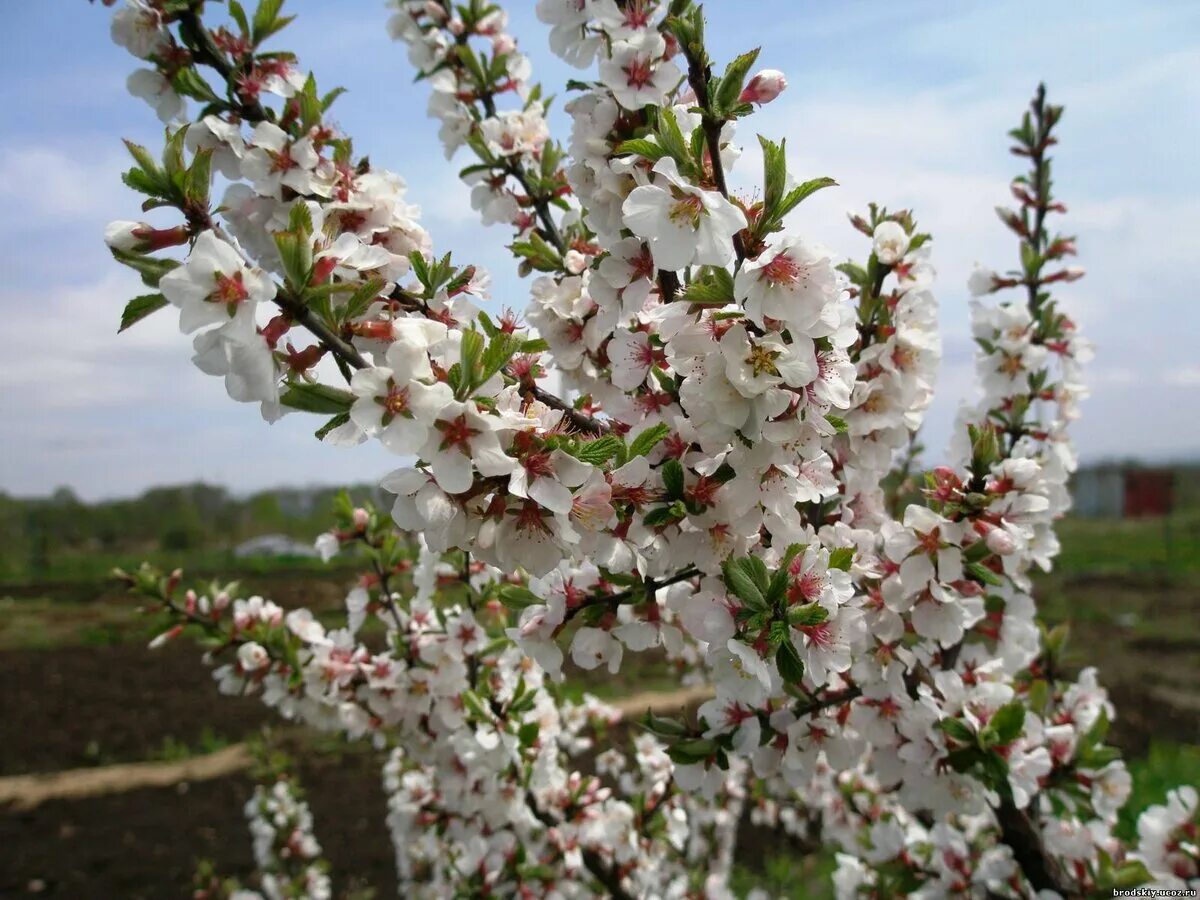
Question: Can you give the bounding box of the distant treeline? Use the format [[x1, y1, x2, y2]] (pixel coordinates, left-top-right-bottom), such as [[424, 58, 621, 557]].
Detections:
[[0, 482, 384, 581], [1, 462, 1195, 581]]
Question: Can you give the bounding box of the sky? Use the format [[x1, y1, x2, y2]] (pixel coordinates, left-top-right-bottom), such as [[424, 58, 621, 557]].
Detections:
[[1, 0, 1198, 501]]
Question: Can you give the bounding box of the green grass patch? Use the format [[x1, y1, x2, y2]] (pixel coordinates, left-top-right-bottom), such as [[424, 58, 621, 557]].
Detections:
[[1116, 742, 1200, 842], [731, 848, 837, 899], [1052, 514, 1200, 577]]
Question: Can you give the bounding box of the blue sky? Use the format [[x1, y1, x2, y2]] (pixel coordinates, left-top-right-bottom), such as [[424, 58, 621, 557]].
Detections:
[[1, 1, 1198, 500]]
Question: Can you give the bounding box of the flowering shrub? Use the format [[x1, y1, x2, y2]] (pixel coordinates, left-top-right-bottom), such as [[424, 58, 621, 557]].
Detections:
[[96, 0, 1197, 897]]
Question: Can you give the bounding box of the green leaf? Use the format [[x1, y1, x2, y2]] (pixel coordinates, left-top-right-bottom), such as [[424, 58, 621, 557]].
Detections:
[[629, 422, 670, 458], [184, 148, 213, 207], [118, 293, 168, 332], [661, 458, 685, 500], [520, 337, 550, 354], [826, 415, 848, 435], [341, 278, 386, 322], [739, 556, 771, 594], [314, 411, 350, 441], [638, 711, 688, 738], [228, 0, 250, 35], [478, 331, 523, 387], [321, 86, 347, 113], [965, 561, 1004, 586], [656, 107, 692, 171], [985, 701, 1026, 747], [110, 248, 179, 288], [614, 138, 667, 162], [643, 505, 683, 528], [576, 435, 624, 466], [937, 717, 977, 745], [758, 135, 787, 218], [122, 139, 160, 178], [713, 48, 760, 116], [517, 721, 540, 747], [456, 329, 485, 398], [722, 557, 767, 610], [979, 750, 1013, 803], [170, 67, 219, 103], [498, 585, 541, 610], [279, 382, 354, 414], [273, 230, 312, 289], [775, 638, 805, 686], [827, 547, 855, 572], [786, 602, 828, 627], [776, 176, 838, 220], [1081, 706, 1110, 748], [252, 0, 289, 44], [1109, 861, 1151, 890]]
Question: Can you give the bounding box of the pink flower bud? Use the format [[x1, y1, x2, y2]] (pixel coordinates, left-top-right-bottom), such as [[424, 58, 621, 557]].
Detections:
[[237, 641, 269, 673], [985, 526, 1017, 556], [352, 507, 370, 530], [105, 220, 189, 252], [148, 624, 184, 649], [492, 34, 516, 56], [740, 69, 787, 105]]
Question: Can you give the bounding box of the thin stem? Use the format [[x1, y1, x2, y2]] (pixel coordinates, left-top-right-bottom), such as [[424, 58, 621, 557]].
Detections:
[[525, 791, 635, 900], [680, 42, 746, 263], [562, 567, 700, 624]]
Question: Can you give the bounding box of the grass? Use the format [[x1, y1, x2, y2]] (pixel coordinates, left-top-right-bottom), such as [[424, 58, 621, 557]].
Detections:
[[150, 727, 232, 763], [1116, 742, 1200, 842], [1052, 512, 1200, 577], [731, 849, 838, 899], [0, 594, 147, 651]]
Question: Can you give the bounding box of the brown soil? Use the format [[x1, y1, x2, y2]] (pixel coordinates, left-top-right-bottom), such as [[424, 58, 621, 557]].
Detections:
[[0, 644, 269, 777], [0, 748, 396, 900], [0, 576, 1195, 897]]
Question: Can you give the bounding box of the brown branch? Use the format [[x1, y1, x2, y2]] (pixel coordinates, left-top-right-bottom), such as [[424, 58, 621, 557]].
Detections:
[[525, 791, 634, 900], [680, 42, 746, 263], [562, 567, 700, 624], [995, 797, 1079, 897]]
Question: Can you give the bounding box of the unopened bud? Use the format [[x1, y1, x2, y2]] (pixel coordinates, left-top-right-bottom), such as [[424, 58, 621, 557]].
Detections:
[[967, 264, 999, 297], [985, 526, 1017, 556], [492, 33, 516, 56], [148, 624, 184, 649], [740, 69, 787, 105], [105, 220, 189, 253], [237, 641, 269, 672], [352, 507, 370, 531], [872, 221, 910, 266]]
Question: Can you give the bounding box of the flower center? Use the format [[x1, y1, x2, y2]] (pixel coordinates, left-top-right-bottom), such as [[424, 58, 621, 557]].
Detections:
[[383, 382, 411, 418], [760, 253, 804, 288], [268, 147, 296, 174], [437, 414, 480, 454], [210, 271, 249, 306], [801, 621, 833, 650], [624, 56, 654, 89], [745, 344, 780, 377], [668, 191, 704, 228]]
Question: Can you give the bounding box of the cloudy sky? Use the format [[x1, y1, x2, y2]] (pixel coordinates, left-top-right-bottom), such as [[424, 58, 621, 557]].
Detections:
[[2, 1, 1198, 500]]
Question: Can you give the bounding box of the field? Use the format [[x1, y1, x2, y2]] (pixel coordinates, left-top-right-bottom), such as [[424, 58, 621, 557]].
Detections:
[[1, 514, 1197, 898]]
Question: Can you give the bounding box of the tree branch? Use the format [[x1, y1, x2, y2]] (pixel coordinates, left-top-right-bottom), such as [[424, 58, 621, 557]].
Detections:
[[680, 42, 746, 263], [525, 791, 634, 900]]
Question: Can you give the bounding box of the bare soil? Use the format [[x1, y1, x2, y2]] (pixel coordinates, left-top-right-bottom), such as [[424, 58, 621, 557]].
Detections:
[[0, 575, 1195, 897]]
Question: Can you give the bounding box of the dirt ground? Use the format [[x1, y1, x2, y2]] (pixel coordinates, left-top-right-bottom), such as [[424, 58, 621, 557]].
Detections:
[[0, 574, 1196, 897]]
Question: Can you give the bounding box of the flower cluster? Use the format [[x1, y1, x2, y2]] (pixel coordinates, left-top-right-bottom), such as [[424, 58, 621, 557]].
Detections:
[[99, 2, 1193, 897]]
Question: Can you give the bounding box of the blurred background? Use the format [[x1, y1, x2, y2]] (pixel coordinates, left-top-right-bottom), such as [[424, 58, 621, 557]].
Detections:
[[1, 1, 1198, 897]]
